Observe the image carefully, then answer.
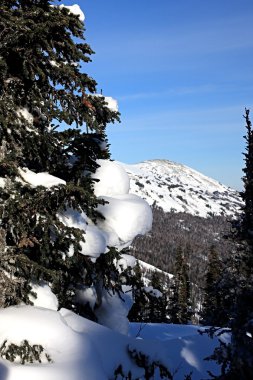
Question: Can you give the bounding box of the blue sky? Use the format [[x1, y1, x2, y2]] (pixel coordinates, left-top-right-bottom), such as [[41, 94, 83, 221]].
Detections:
[[64, 0, 253, 190]]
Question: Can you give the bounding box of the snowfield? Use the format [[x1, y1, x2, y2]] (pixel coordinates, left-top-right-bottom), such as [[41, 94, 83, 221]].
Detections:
[[121, 159, 242, 218], [0, 306, 228, 380]]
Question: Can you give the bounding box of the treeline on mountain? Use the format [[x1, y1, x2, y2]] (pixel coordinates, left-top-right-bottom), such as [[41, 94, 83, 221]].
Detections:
[[129, 206, 234, 320], [128, 243, 204, 325], [131, 206, 233, 274]]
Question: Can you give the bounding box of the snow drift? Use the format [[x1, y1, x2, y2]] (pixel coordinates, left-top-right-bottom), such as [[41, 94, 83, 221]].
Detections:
[[0, 306, 228, 380]]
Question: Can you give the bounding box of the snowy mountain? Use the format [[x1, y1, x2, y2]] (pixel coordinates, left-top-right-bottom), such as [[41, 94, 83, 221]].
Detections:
[[120, 159, 242, 218]]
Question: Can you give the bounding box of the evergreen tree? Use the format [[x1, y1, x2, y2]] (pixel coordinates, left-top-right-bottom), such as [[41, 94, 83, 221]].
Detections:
[[128, 261, 150, 322], [149, 270, 168, 323], [201, 245, 225, 326], [128, 263, 168, 323], [0, 0, 121, 317], [169, 247, 192, 324], [224, 109, 253, 379], [241, 109, 253, 244], [207, 109, 253, 379]]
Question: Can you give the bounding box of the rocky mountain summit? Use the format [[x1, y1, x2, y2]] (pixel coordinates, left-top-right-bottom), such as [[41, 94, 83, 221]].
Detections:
[[120, 159, 242, 218]]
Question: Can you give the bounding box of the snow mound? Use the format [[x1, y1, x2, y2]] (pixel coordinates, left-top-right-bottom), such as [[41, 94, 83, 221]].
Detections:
[[94, 286, 133, 335], [29, 283, 59, 311], [57, 208, 107, 258], [0, 306, 100, 380], [79, 224, 107, 257], [92, 161, 152, 252], [97, 194, 152, 247], [57, 160, 152, 257], [92, 159, 130, 197]]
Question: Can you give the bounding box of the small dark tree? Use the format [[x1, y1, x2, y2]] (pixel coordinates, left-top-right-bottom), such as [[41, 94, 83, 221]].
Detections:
[[128, 263, 168, 323], [169, 247, 192, 324], [201, 246, 225, 326], [128, 261, 150, 322], [148, 270, 168, 323]]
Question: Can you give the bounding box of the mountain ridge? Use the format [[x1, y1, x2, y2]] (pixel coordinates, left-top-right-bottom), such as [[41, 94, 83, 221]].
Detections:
[[119, 159, 242, 218]]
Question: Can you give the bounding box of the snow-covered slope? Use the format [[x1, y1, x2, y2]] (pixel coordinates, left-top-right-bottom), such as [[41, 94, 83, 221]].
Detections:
[[0, 305, 227, 380], [120, 159, 242, 218]]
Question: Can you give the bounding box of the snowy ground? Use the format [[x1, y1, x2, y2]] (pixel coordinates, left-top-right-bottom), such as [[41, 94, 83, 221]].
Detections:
[[129, 323, 228, 379], [0, 306, 227, 380]]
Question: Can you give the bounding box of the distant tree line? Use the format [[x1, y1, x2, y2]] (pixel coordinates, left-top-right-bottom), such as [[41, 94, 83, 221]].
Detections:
[[129, 207, 234, 322]]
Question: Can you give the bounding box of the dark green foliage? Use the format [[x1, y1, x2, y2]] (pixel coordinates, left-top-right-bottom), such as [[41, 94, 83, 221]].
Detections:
[[0, 339, 52, 364], [128, 346, 173, 380], [241, 109, 253, 244], [201, 246, 226, 326], [114, 364, 132, 380], [127, 262, 168, 323], [127, 261, 150, 322], [0, 0, 120, 312], [150, 270, 163, 291], [169, 247, 192, 324], [206, 110, 253, 379], [222, 109, 253, 379], [149, 271, 168, 322]]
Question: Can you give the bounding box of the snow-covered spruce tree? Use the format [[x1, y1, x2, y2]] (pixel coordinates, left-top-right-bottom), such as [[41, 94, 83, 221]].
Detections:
[[0, 0, 120, 315], [127, 261, 147, 322], [206, 109, 253, 379], [224, 109, 253, 379]]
